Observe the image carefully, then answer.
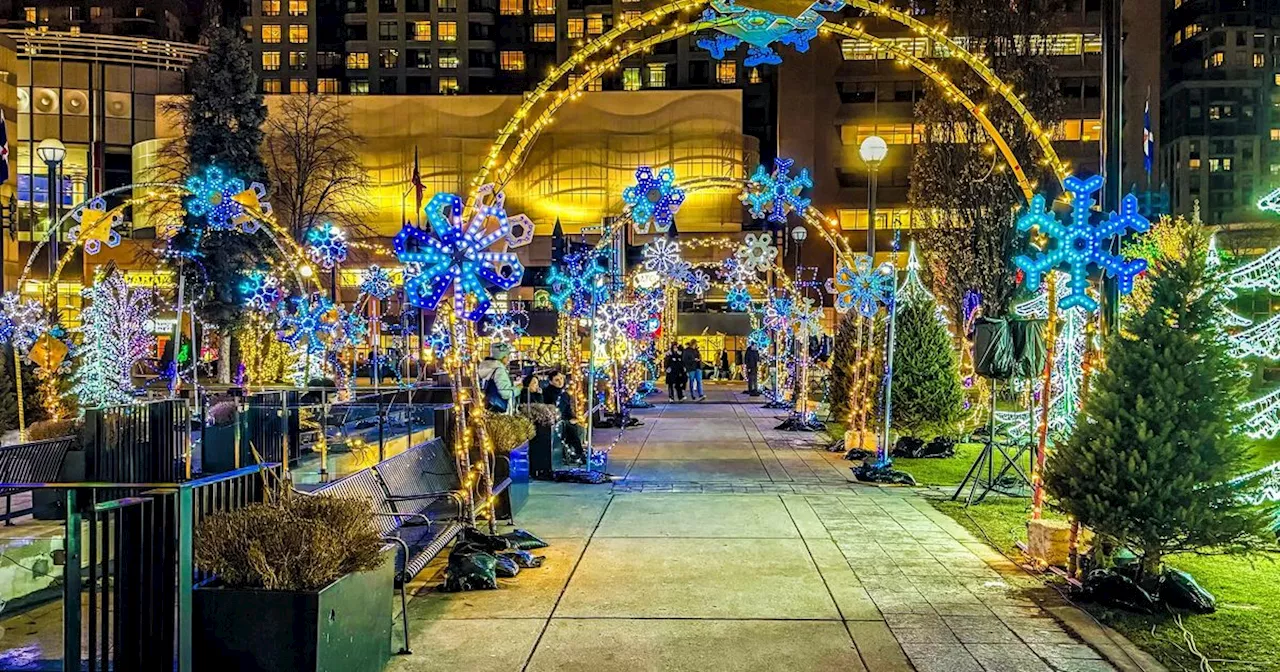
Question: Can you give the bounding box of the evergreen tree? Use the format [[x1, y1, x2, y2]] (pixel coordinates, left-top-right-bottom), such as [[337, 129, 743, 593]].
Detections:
[[1045, 225, 1269, 578], [892, 296, 963, 438], [0, 348, 19, 432], [827, 312, 858, 424]]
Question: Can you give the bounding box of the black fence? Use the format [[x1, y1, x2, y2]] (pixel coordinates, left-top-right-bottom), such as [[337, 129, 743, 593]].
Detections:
[[0, 435, 74, 522], [84, 399, 191, 483]]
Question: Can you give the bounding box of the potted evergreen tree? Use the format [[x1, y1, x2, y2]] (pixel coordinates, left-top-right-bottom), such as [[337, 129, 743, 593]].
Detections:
[[890, 295, 964, 450]]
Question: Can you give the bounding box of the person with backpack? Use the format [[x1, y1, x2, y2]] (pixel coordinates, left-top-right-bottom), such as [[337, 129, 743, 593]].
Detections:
[[477, 343, 515, 412]]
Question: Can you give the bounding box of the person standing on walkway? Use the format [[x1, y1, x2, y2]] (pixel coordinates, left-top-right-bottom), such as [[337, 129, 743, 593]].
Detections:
[[718, 349, 730, 380], [745, 342, 760, 395], [683, 340, 704, 400], [664, 343, 686, 401]]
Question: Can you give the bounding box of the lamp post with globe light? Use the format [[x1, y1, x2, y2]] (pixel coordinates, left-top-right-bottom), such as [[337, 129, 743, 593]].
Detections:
[[859, 135, 887, 258], [35, 138, 66, 290]]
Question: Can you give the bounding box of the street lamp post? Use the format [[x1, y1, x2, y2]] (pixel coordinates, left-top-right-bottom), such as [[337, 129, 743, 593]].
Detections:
[[858, 136, 887, 259], [36, 138, 66, 299]]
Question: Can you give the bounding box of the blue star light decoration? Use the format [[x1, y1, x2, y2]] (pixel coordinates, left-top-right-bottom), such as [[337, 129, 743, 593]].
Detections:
[[183, 166, 271, 233], [305, 222, 349, 270], [827, 255, 893, 317], [696, 0, 839, 67], [359, 265, 397, 300], [623, 166, 685, 234], [394, 190, 526, 321], [1013, 175, 1150, 312], [743, 157, 813, 225], [726, 286, 752, 311], [241, 270, 283, 312], [547, 252, 609, 318], [278, 294, 337, 351]]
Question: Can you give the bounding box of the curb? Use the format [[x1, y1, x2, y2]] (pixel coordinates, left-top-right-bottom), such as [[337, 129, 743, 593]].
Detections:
[[1044, 603, 1170, 672]]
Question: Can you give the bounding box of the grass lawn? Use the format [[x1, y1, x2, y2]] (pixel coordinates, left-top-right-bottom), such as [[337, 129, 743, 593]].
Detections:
[[895, 442, 1030, 489], [930, 497, 1280, 671]]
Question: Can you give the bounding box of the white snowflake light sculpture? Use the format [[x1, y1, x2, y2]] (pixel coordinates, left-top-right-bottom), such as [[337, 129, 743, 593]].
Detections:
[[718, 256, 758, 287], [826, 255, 892, 317], [736, 232, 779, 272], [359, 265, 397, 300], [642, 238, 683, 276], [306, 222, 349, 270], [684, 269, 711, 296]]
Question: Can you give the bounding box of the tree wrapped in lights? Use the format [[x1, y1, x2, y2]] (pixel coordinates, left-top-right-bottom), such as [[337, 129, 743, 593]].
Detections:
[[72, 269, 157, 408]]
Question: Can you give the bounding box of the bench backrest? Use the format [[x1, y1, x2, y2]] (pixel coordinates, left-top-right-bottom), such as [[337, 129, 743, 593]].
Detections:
[[375, 437, 460, 509], [0, 436, 75, 497], [314, 468, 400, 537]]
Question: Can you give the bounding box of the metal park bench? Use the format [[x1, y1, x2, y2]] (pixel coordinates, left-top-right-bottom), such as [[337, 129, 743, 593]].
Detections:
[[0, 436, 75, 524]]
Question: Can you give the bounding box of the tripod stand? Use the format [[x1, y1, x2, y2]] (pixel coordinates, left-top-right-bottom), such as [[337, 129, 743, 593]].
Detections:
[[952, 380, 1034, 506]]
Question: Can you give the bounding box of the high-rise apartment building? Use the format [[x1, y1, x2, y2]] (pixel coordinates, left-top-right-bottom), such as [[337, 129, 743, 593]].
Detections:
[[1162, 0, 1280, 225], [0, 0, 192, 41]]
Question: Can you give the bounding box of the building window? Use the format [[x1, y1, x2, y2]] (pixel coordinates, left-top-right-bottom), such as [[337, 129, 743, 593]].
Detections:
[[716, 61, 735, 84], [1255, 53, 1266, 68], [532, 23, 555, 42], [410, 50, 431, 68], [500, 50, 526, 71], [438, 0, 457, 11], [439, 77, 459, 93], [1271, 129, 1280, 141], [1184, 23, 1202, 39], [439, 49, 459, 68], [262, 24, 282, 43], [290, 51, 307, 69], [350, 79, 369, 94], [290, 79, 309, 94], [289, 0, 308, 15], [438, 21, 457, 41], [262, 52, 282, 71], [379, 20, 398, 40], [262, 78, 282, 93], [587, 13, 604, 34], [623, 67, 641, 91], [23, 6, 35, 23], [90, 6, 102, 19], [409, 21, 431, 40], [261, 0, 281, 15], [317, 78, 339, 93], [621, 10, 640, 23], [531, 0, 554, 14], [289, 24, 309, 42], [567, 18, 584, 39], [1205, 52, 1224, 68], [647, 63, 667, 88], [1189, 158, 1201, 169], [347, 52, 370, 69], [380, 48, 399, 67], [1274, 73, 1280, 86], [500, 0, 522, 13]]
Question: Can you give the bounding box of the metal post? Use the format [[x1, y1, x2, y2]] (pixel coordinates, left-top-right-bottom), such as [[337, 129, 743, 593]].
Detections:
[[63, 489, 81, 671], [46, 161, 58, 286], [176, 486, 194, 672], [585, 293, 598, 458], [173, 261, 185, 396], [866, 165, 878, 259], [878, 279, 898, 466], [1100, 0, 1124, 333]]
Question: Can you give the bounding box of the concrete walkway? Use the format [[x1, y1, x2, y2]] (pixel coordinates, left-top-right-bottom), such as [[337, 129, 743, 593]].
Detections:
[[392, 387, 1119, 672]]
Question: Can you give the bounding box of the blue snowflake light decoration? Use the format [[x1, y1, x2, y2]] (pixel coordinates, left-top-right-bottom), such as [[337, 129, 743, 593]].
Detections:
[[359, 265, 397, 300], [696, 0, 838, 67], [827, 255, 893, 317], [305, 222, 349, 270], [394, 191, 525, 321], [748, 328, 772, 350], [1, 293, 46, 353], [1013, 175, 1150, 312], [241, 270, 283, 312], [623, 166, 685, 234], [684, 269, 711, 296], [743, 157, 813, 225], [726, 286, 752, 311], [428, 322, 452, 355], [642, 238, 684, 277], [184, 166, 270, 233], [547, 252, 609, 317], [338, 307, 368, 347], [764, 294, 794, 331], [278, 294, 337, 351]]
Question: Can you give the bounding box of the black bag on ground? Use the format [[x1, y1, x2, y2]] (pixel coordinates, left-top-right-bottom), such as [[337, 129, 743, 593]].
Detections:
[[440, 549, 499, 592], [550, 468, 612, 484], [500, 529, 550, 550], [891, 437, 925, 458], [500, 549, 545, 568], [1082, 569, 1158, 614], [921, 436, 956, 458], [493, 553, 521, 578], [458, 527, 514, 554], [1160, 568, 1216, 613]]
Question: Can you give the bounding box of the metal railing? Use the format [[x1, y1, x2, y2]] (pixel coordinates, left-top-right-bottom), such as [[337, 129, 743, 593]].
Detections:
[[84, 399, 190, 486]]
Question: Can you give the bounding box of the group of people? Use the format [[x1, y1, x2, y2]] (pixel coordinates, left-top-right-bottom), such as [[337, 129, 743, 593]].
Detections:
[[477, 343, 587, 463], [663, 340, 762, 401]]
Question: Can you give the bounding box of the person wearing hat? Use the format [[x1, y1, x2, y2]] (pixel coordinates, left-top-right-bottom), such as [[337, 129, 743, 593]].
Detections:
[[478, 342, 516, 413]]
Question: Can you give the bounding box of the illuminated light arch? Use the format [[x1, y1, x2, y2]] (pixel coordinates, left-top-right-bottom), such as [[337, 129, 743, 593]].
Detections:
[[466, 0, 1069, 209]]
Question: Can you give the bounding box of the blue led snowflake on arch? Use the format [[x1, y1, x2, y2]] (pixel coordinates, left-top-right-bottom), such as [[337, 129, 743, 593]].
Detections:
[[278, 294, 337, 351], [394, 191, 525, 322], [744, 157, 813, 225], [726, 286, 752, 312], [359, 265, 397, 300], [1013, 175, 1150, 313], [696, 0, 840, 67], [241, 270, 283, 312], [547, 252, 609, 318], [827, 255, 893, 318], [184, 166, 270, 233], [306, 222, 349, 270], [623, 166, 685, 234], [338, 307, 369, 347], [748, 328, 771, 351]]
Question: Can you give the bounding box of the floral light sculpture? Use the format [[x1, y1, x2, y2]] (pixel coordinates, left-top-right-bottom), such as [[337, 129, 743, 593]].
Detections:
[[359, 265, 397, 300], [827, 255, 893, 317], [241, 270, 283, 313], [548, 252, 609, 318], [623, 166, 685, 234], [718, 256, 757, 286], [736, 232, 779, 272], [727, 286, 752, 311], [641, 238, 684, 276], [305, 222, 349, 270], [684, 269, 711, 296], [743, 157, 813, 225], [278, 294, 338, 351]]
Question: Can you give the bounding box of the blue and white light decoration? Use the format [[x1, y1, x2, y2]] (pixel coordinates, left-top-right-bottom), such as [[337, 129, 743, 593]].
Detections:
[[748, 327, 772, 350], [684, 269, 712, 297], [305, 222, 349, 270], [278, 294, 338, 351], [1, 292, 47, 353], [67, 197, 122, 255], [827, 255, 893, 317], [337, 307, 369, 347], [241, 270, 283, 312], [641, 238, 685, 277], [743, 157, 813, 225], [427, 321, 452, 355], [183, 165, 271, 233], [726, 286, 753, 312], [718, 255, 757, 286], [623, 166, 685, 234], [358, 265, 397, 300], [1013, 174, 1150, 312], [696, 0, 842, 67], [393, 188, 527, 322], [547, 252, 609, 318], [484, 309, 529, 342]]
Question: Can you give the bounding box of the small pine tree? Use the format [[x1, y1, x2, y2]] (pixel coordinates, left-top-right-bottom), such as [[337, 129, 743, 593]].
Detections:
[[892, 296, 963, 437], [827, 312, 858, 423], [1045, 224, 1268, 579], [0, 348, 19, 432]]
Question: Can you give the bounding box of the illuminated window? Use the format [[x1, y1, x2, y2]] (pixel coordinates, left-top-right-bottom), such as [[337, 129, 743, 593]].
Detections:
[[1081, 119, 1102, 142], [531, 0, 554, 15], [836, 208, 913, 231], [347, 52, 370, 69], [533, 23, 555, 41], [438, 0, 456, 12], [289, 51, 307, 69], [623, 67, 641, 91], [500, 0, 522, 14], [90, 6, 102, 19], [23, 7, 35, 22], [1271, 129, 1280, 140], [1205, 52, 1224, 68], [1275, 73, 1280, 86], [439, 49, 459, 68], [262, 51, 282, 71], [716, 61, 736, 84], [262, 78, 282, 93], [410, 21, 431, 40], [621, 10, 640, 23], [290, 79, 308, 93], [288, 0, 308, 15], [262, 24, 281, 43], [500, 50, 525, 71], [586, 13, 603, 35], [1184, 23, 1203, 39], [749, 68, 761, 84], [350, 79, 369, 94], [840, 123, 922, 146], [648, 63, 667, 88], [289, 24, 309, 42], [261, 0, 280, 15], [567, 18, 584, 38], [439, 77, 459, 94], [1054, 119, 1082, 141], [1189, 158, 1201, 169], [1255, 53, 1266, 68], [318, 78, 339, 93], [1173, 30, 1182, 46], [379, 48, 399, 68], [438, 21, 457, 41]]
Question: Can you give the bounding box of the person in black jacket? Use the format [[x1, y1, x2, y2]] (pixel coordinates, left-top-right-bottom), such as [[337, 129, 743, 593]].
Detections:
[[544, 370, 585, 463], [664, 343, 687, 401], [682, 340, 704, 400], [745, 343, 761, 395]]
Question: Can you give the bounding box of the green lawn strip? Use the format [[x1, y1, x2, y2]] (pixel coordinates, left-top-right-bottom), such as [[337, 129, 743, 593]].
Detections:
[[928, 498, 1280, 671], [895, 442, 1026, 489]]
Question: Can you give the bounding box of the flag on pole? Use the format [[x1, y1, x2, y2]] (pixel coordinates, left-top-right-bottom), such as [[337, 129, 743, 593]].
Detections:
[[0, 109, 10, 184], [410, 145, 424, 214], [1142, 91, 1154, 177]]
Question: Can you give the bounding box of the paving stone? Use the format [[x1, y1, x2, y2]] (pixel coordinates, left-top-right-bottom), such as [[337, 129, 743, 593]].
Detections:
[[846, 620, 915, 672], [389, 618, 543, 672], [965, 643, 1055, 672], [899, 641, 984, 672]]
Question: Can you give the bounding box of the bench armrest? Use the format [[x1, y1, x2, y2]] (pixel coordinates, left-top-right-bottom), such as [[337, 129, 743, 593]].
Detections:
[[372, 511, 431, 527], [386, 490, 465, 518]]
